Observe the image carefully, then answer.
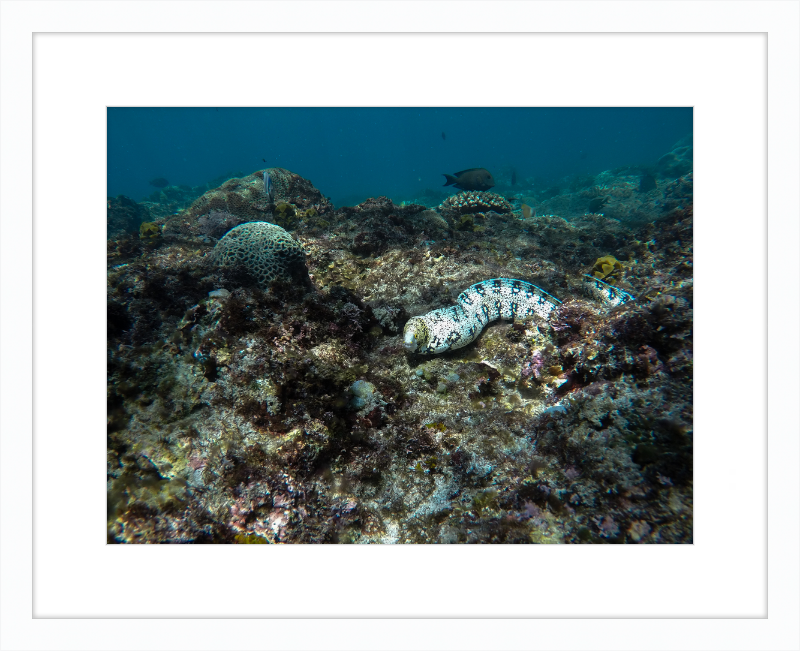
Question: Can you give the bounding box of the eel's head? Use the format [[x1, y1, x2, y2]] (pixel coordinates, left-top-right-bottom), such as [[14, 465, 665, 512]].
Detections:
[[403, 317, 430, 353]]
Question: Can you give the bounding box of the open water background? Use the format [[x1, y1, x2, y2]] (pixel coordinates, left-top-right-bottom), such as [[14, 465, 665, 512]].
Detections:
[[107, 107, 692, 207]]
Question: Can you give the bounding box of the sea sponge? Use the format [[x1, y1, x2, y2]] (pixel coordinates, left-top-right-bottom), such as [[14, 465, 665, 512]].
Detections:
[[139, 221, 160, 240], [439, 191, 512, 220], [213, 221, 307, 288]]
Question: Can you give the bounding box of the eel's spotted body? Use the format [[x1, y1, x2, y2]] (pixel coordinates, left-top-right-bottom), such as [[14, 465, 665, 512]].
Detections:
[[403, 278, 562, 354], [403, 276, 634, 355], [582, 274, 635, 307]]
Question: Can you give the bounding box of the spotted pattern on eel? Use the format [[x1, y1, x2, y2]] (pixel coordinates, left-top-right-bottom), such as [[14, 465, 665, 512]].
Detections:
[[403, 276, 634, 355]]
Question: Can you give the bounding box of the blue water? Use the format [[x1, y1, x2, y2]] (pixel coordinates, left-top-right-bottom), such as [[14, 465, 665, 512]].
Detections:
[[107, 107, 692, 207]]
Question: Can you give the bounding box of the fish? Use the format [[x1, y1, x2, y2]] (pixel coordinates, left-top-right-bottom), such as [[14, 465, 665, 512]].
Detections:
[[149, 177, 169, 188], [264, 170, 274, 202], [442, 168, 495, 191], [521, 204, 532, 219], [511, 170, 517, 186], [441, 132, 446, 140]]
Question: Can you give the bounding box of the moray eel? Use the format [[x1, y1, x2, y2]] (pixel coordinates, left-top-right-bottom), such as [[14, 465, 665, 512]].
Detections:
[[403, 278, 563, 354], [582, 274, 635, 307], [403, 276, 634, 355]]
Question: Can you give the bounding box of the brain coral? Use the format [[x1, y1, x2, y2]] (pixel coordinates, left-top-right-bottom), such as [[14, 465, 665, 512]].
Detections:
[[213, 221, 307, 287], [439, 191, 512, 219]]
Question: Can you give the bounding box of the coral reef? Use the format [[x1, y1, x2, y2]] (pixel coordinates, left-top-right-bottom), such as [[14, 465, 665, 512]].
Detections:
[[332, 196, 433, 257], [107, 146, 693, 545], [518, 139, 693, 226], [213, 222, 309, 288], [439, 191, 512, 222], [159, 168, 333, 242], [107, 195, 151, 238]]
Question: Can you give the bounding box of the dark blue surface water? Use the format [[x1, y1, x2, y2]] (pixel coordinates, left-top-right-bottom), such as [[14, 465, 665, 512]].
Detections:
[[107, 107, 692, 207]]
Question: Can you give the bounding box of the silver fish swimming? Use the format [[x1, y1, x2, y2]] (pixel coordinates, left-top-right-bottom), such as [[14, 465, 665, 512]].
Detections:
[[264, 170, 274, 203]]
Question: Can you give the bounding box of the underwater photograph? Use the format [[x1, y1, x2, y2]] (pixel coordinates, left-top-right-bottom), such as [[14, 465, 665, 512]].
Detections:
[[107, 107, 693, 544]]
